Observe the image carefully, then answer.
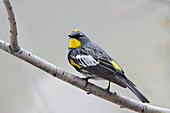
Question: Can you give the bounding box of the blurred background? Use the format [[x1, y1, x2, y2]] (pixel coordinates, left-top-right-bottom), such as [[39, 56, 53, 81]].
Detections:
[[0, 0, 170, 113]]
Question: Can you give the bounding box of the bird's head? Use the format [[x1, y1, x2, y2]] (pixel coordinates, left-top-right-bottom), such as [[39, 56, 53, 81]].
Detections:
[[68, 30, 90, 49]]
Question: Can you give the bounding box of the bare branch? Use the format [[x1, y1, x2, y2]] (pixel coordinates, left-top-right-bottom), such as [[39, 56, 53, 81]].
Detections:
[[3, 0, 19, 52], [0, 39, 170, 113], [1, 0, 170, 112]]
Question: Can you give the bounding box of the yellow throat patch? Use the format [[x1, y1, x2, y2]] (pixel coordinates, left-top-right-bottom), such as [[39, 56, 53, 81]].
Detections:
[[111, 61, 121, 70], [69, 38, 81, 48]]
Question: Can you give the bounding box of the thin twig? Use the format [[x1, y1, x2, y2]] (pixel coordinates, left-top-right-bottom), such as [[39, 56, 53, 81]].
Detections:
[[0, 39, 170, 113], [3, 0, 19, 52]]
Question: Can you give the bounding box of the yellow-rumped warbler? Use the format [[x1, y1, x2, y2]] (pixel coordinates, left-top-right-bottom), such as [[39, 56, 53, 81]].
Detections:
[[67, 29, 149, 103]]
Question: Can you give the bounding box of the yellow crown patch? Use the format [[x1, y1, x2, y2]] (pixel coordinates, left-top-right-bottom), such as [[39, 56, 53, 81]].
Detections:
[[73, 29, 79, 32]]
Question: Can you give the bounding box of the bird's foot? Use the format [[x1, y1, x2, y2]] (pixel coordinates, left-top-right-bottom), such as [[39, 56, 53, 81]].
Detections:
[[106, 82, 111, 93], [82, 78, 89, 86], [82, 77, 94, 87]]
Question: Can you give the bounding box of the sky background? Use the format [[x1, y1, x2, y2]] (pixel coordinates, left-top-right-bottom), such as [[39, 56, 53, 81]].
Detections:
[[0, 0, 170, 113]]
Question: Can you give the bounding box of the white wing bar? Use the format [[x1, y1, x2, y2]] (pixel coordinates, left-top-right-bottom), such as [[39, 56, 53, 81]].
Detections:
[[76, 55, 99, 67]]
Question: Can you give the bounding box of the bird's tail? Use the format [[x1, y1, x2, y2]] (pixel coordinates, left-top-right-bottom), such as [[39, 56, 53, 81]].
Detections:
[[121, 78, 150, 103]]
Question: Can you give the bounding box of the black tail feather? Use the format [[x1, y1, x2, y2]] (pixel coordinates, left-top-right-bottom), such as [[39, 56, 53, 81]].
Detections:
[[125, 82, 149, 103], [120, 77, 150, 103]]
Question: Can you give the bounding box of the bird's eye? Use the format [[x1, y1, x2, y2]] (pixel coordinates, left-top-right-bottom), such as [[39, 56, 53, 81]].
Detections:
[[76, 34, 83, 39]]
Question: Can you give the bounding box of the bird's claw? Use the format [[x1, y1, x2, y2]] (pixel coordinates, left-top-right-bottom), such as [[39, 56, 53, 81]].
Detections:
[[87, 89, 92, 95]]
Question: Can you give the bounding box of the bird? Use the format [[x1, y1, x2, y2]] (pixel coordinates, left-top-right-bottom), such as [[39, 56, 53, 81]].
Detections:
[[67, 29, 150, 103]]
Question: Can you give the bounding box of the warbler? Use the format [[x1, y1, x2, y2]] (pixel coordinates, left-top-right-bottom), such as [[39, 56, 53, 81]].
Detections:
[[67, 29, 149, 103]]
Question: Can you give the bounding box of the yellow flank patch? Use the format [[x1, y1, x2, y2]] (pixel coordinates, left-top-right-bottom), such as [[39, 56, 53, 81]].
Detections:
[[70, 59, 80, 68], [69, 38, 81, 48], [73, 29, 79, 32], [111, 61, 121, 70]]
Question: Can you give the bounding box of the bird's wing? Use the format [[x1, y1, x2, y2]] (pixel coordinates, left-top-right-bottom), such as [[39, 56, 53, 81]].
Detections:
[[69, 54, 128, 88], [69, 53, 149, 102]]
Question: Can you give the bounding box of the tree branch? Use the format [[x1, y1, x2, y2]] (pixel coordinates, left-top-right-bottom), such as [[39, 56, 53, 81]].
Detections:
[[1, 0, 170, 113], [3, 0, 19, 52], [0, 39, 170, 113]]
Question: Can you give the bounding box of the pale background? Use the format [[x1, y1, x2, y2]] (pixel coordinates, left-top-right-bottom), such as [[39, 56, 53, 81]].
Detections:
[[0, 0, 170, 113]]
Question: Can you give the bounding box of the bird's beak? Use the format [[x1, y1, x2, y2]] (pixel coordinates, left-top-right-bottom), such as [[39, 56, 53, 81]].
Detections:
[[68, 35, 72, 38]]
